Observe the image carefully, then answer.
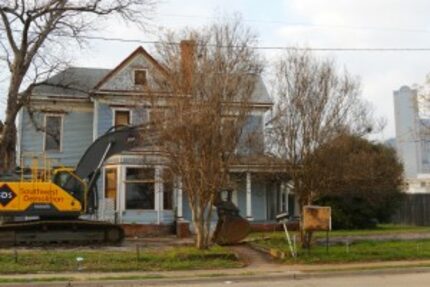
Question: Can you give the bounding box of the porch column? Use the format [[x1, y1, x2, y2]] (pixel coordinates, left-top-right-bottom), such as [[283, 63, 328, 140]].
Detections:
[[281, 181, 289, 213], [155, 166, 163, 224], [117, 165, 125, 224], [175, 176, 190, 238], [176, 177, 184, 220], [246, 172, 253, 220]]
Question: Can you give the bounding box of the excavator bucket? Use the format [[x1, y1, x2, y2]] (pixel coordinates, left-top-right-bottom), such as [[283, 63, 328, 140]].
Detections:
[[212, 197, 251, 245], [213, 214, 251, 245]]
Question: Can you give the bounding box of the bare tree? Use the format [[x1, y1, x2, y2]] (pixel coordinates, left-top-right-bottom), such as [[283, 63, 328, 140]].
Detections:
[[150, 18, 263, 249], [266, 50, 375, 246], [0, 0, 155, 172]]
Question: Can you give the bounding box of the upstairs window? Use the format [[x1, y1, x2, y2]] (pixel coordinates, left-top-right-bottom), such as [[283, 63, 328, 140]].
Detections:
[[134, 69, 147, 86], [44, 115, 62, 152], [114, 109, 131, 126]]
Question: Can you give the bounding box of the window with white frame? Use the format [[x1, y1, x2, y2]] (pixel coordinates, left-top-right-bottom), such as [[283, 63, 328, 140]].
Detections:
[[44, 114, 63, 152], [125, 167, 155, 210], [113, 109, 131, 126]]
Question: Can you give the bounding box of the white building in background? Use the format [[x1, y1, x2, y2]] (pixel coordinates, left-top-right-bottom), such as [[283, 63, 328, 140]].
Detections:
[[393, 86, 430, 193]]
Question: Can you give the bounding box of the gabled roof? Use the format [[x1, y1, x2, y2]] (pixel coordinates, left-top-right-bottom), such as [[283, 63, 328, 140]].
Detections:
[[31, 47, 272, 105], [33, 67, 110, 98], [93, 46, 169, 91], [252, 76, 271, 104]]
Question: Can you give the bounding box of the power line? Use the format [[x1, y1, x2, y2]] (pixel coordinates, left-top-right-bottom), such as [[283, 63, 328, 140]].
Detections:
[[52, 35, 430, 52], [4, 27, 430, 52]]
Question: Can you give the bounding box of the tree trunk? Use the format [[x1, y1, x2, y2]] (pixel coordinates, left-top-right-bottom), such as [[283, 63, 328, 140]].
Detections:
[[191, 199, 212, 250], [1, 68, 25, 174], [0, 90, 20, 173], [193, 209, 211, 249], [0, 123, 17, 173]]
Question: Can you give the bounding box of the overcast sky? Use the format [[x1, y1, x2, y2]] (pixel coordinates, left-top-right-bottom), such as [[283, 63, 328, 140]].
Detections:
[[4, 0, 430, 140]]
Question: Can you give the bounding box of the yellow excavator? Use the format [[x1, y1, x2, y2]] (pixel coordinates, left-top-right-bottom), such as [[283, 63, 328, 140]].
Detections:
[[0, 125, 250, 245]]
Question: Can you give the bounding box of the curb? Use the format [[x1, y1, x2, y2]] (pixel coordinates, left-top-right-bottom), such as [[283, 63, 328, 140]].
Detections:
[[3, 267, 430, 287]]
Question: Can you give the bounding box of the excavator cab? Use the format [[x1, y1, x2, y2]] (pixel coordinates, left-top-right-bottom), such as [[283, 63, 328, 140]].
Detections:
[[51, 168, 89, 213]]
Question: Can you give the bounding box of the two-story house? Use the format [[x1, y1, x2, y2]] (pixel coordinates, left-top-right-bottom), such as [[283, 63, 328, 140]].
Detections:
[[17, 44, 297, 236]]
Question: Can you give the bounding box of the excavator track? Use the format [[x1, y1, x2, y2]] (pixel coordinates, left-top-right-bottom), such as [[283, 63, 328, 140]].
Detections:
[[0, 220, 124, 246]]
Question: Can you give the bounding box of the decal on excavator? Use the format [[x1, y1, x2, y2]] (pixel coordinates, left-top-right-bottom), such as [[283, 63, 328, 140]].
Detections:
[[0, 182, 82, 213], [0, 184, 16, 207]]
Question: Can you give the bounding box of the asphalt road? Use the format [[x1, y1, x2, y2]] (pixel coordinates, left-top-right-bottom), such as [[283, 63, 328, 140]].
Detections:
[[6, 270, 430, 287], [190, 272, 430, 287]]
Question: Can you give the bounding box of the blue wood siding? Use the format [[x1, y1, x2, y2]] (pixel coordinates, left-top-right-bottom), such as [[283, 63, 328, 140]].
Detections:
[[20, 108, 93, 167], [132, 107, 148, 125], [121, 210, 174, 224], [182, 193, 193, 222], [181, 175, 269, 222], [97, 103, 113, 136], [20, 110, 44, 161], [97, 103, 148, 137], [231, 173, 247, 217], [237, 187, 247, 218], [252, 180, 267, 221]]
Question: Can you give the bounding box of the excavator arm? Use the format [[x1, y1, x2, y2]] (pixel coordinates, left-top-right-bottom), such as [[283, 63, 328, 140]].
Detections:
[[53, 125, 141, 214]]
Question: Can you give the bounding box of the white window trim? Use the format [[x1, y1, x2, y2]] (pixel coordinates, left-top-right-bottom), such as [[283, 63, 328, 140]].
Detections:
[[123, 165, 158, 211], [42, 113, 64, 153], [112, 107, 133, 127], [93, 100, 99, 141], [133, 68, 148, 86], [17, 109, 24, 163]]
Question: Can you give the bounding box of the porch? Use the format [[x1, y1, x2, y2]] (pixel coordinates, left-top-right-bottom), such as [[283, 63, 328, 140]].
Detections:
[[97, 156, 296, 237]]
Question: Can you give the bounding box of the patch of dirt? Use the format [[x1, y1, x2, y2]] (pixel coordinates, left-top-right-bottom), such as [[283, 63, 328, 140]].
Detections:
[[228, 243, 276, 267]]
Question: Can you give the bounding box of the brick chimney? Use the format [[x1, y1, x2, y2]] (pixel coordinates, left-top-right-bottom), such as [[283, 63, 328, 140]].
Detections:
[[180, 40, 195, 94]]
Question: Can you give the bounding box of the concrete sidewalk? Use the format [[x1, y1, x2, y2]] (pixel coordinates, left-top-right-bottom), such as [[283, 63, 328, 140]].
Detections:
[[2, 259, 430, 285]]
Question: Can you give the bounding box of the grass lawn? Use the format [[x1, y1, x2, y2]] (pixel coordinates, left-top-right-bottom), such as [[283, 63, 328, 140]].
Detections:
[[0, 246, 242, 274], [268, 239, 430, 264], [250, 224, 430, 264]]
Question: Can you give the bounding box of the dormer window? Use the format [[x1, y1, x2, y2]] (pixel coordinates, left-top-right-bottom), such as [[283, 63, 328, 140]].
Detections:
[[134, 69, 147, 86]]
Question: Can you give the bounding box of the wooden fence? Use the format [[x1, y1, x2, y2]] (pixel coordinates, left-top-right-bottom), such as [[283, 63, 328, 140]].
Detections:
[[392, 193, 430, 226]]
